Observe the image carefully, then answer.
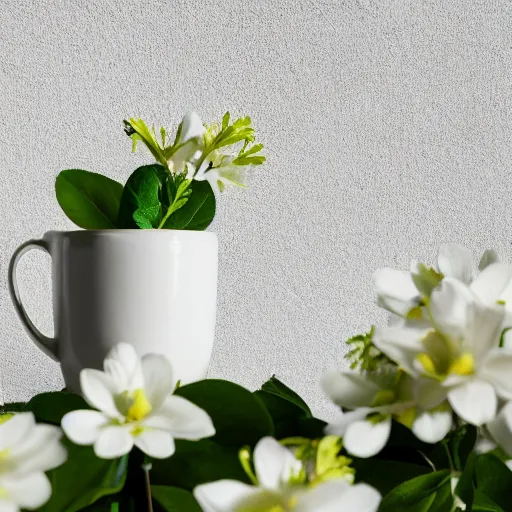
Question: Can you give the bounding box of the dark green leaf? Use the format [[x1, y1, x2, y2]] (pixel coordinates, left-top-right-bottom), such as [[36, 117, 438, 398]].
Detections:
[[151, 439, 249, 490], [260, 376, 312, 417], [296, 417, 327, 438], [0, 402, 26, 414], [452, 424, 478, 471], [474, 454, 512, 510], [151, 486, 201, 512], [117, 164, 168, 229], [175, 379, 273, 447], [254, 391, 306, 439], [378, 470, 452, 512], [56, 170, 124, 229], [455, 451, 477, 509], [39, 439, 128, 512], [472, 491, 504, 511], [25, 391, 90, 425], [353, 458, 431, 497], [161, 180, 216, 230]]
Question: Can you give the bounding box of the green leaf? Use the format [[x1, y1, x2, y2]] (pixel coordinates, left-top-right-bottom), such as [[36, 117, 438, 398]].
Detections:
[[254, 391, 306, 439], [56, 170, 124, 229], [25, 391, 90, 424], [124, 118, 167, 167], [151, 486, 201, 512], [472, 491, 505, 512], [117, 164, 168, 229], [378, 470, 452, 512], [221, 112, 230, 130], [175, 379, 274, 447], [455, 451, 477, 509], [39, 439, 128, 512], [260, 376, 312, 417], [353, 459, 431, 497], [474, 453, 512, 510], [0, 402, 26, 414], [151, 439, 249, 490], [161, 180, 216, 230], [451, 424, 477, 471]]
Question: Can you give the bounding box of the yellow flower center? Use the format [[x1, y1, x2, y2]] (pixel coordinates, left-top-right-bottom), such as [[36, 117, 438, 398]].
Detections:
[[0, 414, 14, 425], [115, 389, 152, 422], [448, 353, 475, 376], [416, 353, 437, 376]]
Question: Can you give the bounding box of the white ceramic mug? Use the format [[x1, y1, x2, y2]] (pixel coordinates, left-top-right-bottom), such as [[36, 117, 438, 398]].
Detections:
[[8, 230, 218, 392]]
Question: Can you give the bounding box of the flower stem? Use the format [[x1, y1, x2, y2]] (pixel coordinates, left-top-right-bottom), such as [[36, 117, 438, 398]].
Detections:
[[142, 460, 153, 512]]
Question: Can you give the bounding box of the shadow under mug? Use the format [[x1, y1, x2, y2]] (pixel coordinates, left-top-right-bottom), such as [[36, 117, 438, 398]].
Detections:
[[8, 230, 218, 392]]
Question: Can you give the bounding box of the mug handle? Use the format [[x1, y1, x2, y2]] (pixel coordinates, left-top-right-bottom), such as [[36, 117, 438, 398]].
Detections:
[[8, 239, 59, 361]]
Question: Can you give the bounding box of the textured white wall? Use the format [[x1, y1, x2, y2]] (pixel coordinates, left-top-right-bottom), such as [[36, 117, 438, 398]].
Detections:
[[1, 0, 512, 420]]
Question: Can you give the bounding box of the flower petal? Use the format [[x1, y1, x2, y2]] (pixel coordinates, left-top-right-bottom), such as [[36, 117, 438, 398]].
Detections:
[[374, 268, 419, 317], [325, 408, 373, 437], [9, 424, 67, 474], [463, 301, 504, 361], [253, 437, 302, 491], [373, 326, 424, 376], [471, 263, 512, 304], [295, 481, 381, 512], [104, 343, 143, 392], [180, 112, 205, 143], [414, 378, 448, 409], [193, 480, 265, 512], [62, 410, 108, 446], [134, 429, 175, 459], [487, 402, 512, 456], [0, 499, 17, 512], [429, 278, 475, 340], [412, 407, 452, 443], [479, 250, 499, 271], [437, 244, 473, 283], [94, 425, 133, 459], [448, 379, 497, 425], [2, 472, 52, 509], [141, 354, 174, 410], [0, 412, 34, 451], [343, 416, 391, 458], [321, 371, 382, 409], [480, 348, 512, 400], [145, 395, 215, 440], [80, 369, 120, 418]]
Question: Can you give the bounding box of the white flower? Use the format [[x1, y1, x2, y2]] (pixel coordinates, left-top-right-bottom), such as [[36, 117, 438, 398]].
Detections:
[[0, 412, 67, 512], [188, 149, 248, 194], [374, 278, 512, 426], [487, 402, 512, 457], [322, 371, 452, 458], [374, 244, 498, 318], [193, 437, 381, 512], [61, 343, 215, 459], [168, 111, 206, 174]]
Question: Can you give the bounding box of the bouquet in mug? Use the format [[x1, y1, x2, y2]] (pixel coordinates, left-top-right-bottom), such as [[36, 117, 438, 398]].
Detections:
[[4, 243, 512, 511], [55, 112, 265, 230]]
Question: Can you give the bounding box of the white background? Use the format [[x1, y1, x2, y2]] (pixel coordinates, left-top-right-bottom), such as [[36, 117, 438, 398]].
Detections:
[[1, 0, 511, 420]]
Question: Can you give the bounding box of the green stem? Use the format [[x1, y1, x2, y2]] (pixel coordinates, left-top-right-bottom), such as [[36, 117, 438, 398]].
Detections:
[[157, 180, 191, 229], [443, 442, 455, 472], [142, 461, 153, 512]]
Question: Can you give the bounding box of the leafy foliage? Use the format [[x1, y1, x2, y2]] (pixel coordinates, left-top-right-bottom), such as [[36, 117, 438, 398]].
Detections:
[[39, 439, 128, 512], [160, 180, 216, 230], [55, 170, 124, 229], [4, 374, 512, 511], [345, 326, 394, 372]]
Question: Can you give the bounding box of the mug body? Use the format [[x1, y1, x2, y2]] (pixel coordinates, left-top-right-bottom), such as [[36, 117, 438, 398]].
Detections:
[[45, 230, 218, 392]]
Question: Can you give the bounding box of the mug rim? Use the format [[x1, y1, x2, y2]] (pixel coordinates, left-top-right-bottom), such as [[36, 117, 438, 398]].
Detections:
[[44, 229, 217, 238]]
